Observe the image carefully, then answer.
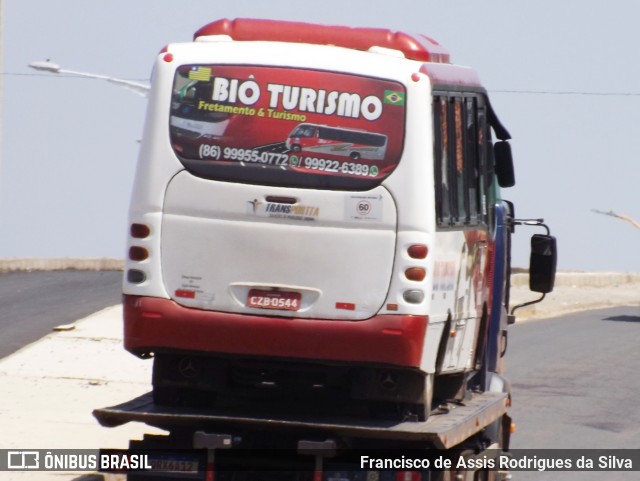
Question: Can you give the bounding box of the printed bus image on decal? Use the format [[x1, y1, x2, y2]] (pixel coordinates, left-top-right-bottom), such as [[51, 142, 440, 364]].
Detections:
[[169, 65, 406, 189], [286, 123, 388, 161]]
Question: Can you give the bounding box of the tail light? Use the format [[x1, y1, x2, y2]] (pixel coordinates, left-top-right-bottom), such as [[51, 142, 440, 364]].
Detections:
[[130, 223, 150, 239], [127, 269, 146, 284], [129, 246, 149, 261], [128, 223, 151, 285], [404, 267, 426, 282], [407, 244, 428, 259], [403, 290, 425, 304], [401, 243, 428, 306]]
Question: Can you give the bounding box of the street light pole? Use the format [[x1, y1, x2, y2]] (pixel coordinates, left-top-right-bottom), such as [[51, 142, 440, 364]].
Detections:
[[28, 60, 150, 97], [592, 209, 640, 231]]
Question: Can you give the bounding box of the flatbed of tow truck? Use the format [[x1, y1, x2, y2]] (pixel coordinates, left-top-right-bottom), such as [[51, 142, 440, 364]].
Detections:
[[94, 391, 508, 450]]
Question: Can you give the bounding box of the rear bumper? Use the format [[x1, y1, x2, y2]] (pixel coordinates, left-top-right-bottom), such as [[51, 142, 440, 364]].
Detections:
[[123, 295, 427, 368]]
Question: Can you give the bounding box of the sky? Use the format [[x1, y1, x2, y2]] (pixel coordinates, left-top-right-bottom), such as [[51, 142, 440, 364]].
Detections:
[[1, 0, 639, 272]]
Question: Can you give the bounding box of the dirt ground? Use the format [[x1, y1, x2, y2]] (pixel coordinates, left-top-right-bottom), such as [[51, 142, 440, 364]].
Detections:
[[510, 272, 640, 321]]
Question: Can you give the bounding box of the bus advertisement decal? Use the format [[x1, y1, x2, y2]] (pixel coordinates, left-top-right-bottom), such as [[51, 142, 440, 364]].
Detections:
[[170, 65, 405, 181]]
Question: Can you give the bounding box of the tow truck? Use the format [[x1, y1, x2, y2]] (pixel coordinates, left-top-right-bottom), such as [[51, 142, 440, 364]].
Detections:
[[93, 18, 557, 480]]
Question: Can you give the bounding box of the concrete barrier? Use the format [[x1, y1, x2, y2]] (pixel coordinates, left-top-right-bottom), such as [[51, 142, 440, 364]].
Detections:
[[0, 258, 124, 273], [512, 271, 640, 288], [1, 259, 638, 289]]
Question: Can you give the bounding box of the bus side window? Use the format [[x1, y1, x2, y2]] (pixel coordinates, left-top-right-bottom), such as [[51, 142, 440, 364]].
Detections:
[[451, 97, 466, 224], [465, 97, 479, 224], [434, 96, 451, 224], [435, 94, 487, 227], [476, 99, 491, 224]]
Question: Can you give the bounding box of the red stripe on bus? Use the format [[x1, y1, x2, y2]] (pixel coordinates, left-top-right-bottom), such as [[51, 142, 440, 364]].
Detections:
[[123, 295, 427, 368]]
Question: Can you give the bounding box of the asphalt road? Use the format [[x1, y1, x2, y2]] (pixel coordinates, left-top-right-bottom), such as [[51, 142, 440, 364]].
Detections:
[[0, 270, 122, 358], [1, 271, 639, 479], [507, 306, 640, 480]]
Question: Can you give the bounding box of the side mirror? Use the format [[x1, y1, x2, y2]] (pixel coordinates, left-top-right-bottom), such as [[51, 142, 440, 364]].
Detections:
[[494, 141, 515, 188], [529, 234, 557, 293]]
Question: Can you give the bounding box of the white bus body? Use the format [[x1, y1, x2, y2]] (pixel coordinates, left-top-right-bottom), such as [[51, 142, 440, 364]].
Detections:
[[123, 19, 512, 421]]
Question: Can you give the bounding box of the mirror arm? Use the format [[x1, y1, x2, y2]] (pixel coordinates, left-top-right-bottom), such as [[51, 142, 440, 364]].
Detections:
[[510, 293, 546, 318], [512, 218, 550, 235], [507, 218, 556, 323]]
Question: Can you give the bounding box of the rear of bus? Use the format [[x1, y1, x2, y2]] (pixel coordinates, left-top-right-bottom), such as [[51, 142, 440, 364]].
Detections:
[[123, 20, 452, 420]]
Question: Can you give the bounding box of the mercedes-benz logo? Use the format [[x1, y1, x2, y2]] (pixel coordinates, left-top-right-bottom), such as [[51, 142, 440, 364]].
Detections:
[[178, 357, 200, 379], [379, 371, 398, 391]]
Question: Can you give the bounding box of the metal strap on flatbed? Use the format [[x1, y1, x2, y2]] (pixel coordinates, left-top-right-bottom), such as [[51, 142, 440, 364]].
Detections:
[[93, 391, 507, 449]]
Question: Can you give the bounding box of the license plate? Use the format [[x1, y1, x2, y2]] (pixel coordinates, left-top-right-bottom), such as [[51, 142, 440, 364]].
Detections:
[[247, 289, 301, 311], [148, 455, 200, 474]]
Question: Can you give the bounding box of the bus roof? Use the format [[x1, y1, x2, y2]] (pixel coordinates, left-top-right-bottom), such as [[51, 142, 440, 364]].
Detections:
[[420, 63, 483, 90], [194, 18, 450, 64]]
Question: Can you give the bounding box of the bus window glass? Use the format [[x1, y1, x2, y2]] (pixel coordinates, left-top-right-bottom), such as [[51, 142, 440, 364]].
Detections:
[[438, 97, 451, 223], [476, 102, 489, 220], [452, 98, 467, 223], [465, 97, 479, 223], [433, 97, 443, 223], [169, 65, 406, 190]]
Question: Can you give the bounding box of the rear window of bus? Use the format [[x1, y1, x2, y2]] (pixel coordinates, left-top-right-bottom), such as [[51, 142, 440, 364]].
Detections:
[[169, 65, 406, 190]]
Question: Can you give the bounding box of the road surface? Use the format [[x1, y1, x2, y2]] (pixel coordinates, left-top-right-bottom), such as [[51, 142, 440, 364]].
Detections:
[[1, 271, 638, 479], [508, 306, 640, 480], [0, 270, 122, 358]]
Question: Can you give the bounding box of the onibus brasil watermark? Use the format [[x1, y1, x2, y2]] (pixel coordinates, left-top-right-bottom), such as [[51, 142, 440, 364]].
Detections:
[[4, 450, 150, 471]]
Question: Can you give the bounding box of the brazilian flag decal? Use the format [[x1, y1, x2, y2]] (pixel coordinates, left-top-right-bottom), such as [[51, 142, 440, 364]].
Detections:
[[384, 90, 405, 106]]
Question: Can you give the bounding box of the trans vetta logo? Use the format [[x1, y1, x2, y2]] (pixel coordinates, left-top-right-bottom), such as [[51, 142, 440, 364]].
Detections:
[[247, 199, 319, 220], [248, 198, 263, 214]]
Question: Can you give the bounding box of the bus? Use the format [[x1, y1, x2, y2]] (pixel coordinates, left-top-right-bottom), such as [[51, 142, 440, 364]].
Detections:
[[286, 123, 388, 161], [123, 18, 550, 422]]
